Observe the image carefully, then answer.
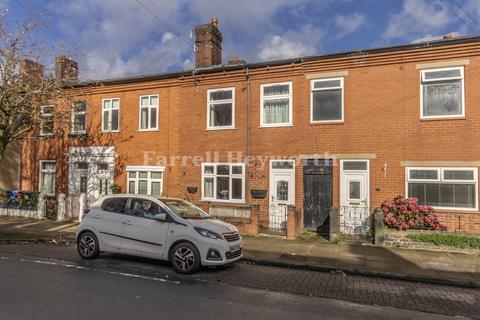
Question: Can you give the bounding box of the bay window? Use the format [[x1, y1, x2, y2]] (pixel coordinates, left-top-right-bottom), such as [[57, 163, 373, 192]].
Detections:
[[421, 67, 464, 119], [202, 163, 245, 202], [406, 167, 477, 210], [207, 88, 235, 129], [260, 82, 292, 127]]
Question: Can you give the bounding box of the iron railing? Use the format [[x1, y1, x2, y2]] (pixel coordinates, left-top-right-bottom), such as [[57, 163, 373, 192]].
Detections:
[[339, 206, 371, 236], [259, 204, 288, 236]]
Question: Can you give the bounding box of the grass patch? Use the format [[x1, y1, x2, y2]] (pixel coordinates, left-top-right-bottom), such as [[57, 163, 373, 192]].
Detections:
[[407, 233, 480, 249]]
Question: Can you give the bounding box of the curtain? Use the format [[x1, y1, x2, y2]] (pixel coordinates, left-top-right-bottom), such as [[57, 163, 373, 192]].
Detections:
[[204, 177, 214, 198], [141, 108, 148, 129], [263, 98, 289, 124], [41, 172, 54, 194]]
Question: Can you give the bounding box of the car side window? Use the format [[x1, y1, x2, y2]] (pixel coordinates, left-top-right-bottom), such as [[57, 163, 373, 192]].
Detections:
[[101, 198, 127, 214], [128, 198, 162, 219]]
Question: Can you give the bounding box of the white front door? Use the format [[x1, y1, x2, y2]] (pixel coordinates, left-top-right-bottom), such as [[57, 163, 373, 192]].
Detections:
[[340, 160, 370, 234], [269, 160, 295, 231]]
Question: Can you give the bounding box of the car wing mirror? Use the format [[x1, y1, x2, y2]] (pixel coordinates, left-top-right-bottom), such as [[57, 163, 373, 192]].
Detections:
[[154, 213, 167, 221]]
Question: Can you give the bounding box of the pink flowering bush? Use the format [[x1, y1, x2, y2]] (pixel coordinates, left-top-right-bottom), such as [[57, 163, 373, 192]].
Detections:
[[381, 195, 447, 231]]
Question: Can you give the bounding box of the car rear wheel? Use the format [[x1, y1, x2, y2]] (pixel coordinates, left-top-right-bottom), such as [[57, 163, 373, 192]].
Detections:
[[170, 242, 200, 274], [77, 231, 100, 259]]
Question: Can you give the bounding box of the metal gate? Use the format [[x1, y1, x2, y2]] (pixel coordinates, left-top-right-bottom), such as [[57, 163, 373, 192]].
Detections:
[[260, 204, 288, 236], [303, 159, 332, 235], [339, 206, 371, 236]]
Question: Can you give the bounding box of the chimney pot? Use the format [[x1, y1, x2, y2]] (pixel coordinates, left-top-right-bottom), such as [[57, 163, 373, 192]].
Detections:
[[211, 17, 218, 29], [443, 34, 455, 40]]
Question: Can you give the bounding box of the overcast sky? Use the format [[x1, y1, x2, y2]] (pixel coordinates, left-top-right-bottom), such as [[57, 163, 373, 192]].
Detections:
[[2, 0, 480, 80]]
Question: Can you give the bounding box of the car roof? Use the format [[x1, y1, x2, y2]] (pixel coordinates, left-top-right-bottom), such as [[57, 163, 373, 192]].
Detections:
[[98, 194, 185, 202]]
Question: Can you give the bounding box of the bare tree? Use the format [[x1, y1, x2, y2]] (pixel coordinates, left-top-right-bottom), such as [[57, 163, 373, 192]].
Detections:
[[0, 10, 72, 157]]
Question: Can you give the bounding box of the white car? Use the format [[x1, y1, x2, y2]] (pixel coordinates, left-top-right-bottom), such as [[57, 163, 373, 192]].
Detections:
[[76, 194, 242, 274]]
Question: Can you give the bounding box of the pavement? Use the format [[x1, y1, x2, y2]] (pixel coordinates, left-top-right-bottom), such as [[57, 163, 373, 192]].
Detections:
[[1, 216, 480, 288], [0, 249, 459, 320]]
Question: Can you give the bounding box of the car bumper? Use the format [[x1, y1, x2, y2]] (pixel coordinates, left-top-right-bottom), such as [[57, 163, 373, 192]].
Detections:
[[199, 238, 243, 266]]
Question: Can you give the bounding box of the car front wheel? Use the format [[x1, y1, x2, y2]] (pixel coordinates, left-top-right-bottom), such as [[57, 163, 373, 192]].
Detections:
[[77, 231, 100, 259], [170, 242, 200, 274]]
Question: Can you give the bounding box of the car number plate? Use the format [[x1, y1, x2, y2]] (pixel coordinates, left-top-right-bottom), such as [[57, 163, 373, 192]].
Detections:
[[230, 245, 241, 252]]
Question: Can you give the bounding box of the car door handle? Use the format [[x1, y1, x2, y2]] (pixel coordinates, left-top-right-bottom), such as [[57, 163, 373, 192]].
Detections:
[[92, 216, 101, 220], [123, 221, 132, 226]]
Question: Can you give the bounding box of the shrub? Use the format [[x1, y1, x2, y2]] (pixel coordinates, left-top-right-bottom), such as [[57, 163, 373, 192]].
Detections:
[[381, 195, 446, 231], [4, 190, 40, 210], [45, 196, 57, 220], [407, 234, 480, 249]]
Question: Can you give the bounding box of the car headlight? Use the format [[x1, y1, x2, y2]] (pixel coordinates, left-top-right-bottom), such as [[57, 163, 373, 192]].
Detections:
[[194, 227, 222, 239]]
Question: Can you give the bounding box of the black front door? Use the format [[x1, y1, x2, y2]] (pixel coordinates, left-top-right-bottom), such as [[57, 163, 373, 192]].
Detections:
[[303, 159, 333, 234]]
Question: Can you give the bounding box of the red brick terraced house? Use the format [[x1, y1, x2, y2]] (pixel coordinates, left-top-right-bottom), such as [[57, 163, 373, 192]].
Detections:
[[20, 18, 480, 237]]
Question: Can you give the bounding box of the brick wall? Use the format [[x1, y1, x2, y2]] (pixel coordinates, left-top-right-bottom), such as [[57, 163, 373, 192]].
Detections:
[[20, 39, 480, 234]]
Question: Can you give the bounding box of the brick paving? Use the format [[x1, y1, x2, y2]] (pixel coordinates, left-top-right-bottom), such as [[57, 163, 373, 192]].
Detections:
[[193, 262, 480, 319]]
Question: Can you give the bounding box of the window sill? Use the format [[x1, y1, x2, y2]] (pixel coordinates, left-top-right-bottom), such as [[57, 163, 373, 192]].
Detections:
[[138, 129, 159, 132], [102, 130, 120, 134], [199, 200, 247, 206], [431, 207, 478, 213], [259, 124, 293, 128], [68, 133, 87, 139], [205, 127, 236, 131], [311, 120, 344, 125], [38, 134, 54, 138], [420, 116, 465, 122]]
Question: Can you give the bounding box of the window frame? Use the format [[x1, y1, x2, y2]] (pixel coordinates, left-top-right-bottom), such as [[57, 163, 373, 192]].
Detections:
[[260, 81, 293, 127], [102, 98, 120, 133], [40, 105, 54, 136], [39, 160, 56, 195], [310, 77, 344, 124], [71, 101, 87, 134], [126, 166, 165, 195], [201, 163, 246, 203], [138, 94, 159, 131], [420, 66, 465, 120], [405, 166, 478, 211], [206, 87, 235, 130]]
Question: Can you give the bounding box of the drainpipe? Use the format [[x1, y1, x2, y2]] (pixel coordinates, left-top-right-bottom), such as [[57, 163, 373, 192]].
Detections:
[[245, 67, 250, 202]]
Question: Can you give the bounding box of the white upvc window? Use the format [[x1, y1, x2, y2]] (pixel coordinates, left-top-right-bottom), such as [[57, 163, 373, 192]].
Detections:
[[207, 88, 235, 130], [40, 105, 54, 136], [311, 77, 344, 123], [39, 160, 56, 195], [102, 98, 120, 132], [260, 81, 292, 127], [420, 66, 465, 119], [201, 163, 245, 202], [71, 101, 86, 134], [139, 95, 159, 131], [405, 167, 478, 211], [126, 166, 164, 195]]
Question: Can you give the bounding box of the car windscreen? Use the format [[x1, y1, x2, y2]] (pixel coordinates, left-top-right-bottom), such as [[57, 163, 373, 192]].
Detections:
[[163, 200, 209, 220]]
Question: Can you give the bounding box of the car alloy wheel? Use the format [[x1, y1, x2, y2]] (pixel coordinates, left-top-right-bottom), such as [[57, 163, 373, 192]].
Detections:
[[77, 232, 99, 259], [171, 242, 200, 274]]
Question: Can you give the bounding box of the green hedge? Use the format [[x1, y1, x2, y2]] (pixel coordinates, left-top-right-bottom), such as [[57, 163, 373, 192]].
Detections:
[[407, 234, 480, 249]]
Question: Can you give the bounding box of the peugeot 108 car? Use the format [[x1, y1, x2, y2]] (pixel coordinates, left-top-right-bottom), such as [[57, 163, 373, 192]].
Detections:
[[76, 194, 242, 274]]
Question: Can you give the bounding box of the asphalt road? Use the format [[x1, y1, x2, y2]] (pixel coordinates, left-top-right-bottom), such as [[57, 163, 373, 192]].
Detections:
[[0, 244, 470, 320]]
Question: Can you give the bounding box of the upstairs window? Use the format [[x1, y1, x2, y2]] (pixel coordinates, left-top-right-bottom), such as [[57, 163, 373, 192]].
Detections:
[[139, 95, 158, 131], [40, 105, 54, 136], [421, 67, 464, 119], [102, 98, 120, 132], [207, 88, 235, 129], [127, 166, 164, 196], [71, 101, 86, 134], [311, 78, 344, 123], [406, 167, 477, 210], [260, 82, 292, 127]]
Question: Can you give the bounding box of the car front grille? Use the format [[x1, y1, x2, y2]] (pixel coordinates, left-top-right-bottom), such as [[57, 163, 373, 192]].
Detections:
[[222, 232, 240, 242], [225, 248, 242, 260]]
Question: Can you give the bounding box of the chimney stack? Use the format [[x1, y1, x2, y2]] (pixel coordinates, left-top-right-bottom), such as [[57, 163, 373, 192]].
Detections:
[[55, 55, 78, 81], [19, 59, 44, 85], [194, 17, 222, 68], [227, 54, 246, 66]]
